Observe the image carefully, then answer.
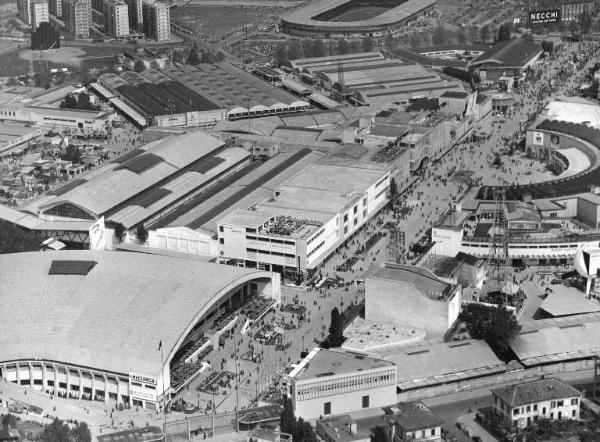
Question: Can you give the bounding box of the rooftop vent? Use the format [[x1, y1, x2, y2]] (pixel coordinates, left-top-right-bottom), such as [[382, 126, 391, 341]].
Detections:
[[49, 260, 97, 276]]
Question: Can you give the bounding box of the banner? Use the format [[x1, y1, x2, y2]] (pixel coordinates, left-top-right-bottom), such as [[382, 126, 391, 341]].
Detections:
[[529, 10, 560, 24], [89, 216, 106, 250]]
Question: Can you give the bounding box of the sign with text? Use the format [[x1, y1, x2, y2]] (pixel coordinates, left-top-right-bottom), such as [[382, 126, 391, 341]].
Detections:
[[129, 372, 157, 386], [529, 10, 560, 24], [532, 131, 544, 146]]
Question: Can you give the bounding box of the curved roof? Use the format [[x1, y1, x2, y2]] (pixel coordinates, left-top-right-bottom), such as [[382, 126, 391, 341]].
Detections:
[[0, 250, 272, 377], [282, 0, 435, 31]]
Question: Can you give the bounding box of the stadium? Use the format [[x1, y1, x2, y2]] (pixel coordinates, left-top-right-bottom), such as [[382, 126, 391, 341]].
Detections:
[[280, 0, 436, 38], [0, 250, 280, 410]]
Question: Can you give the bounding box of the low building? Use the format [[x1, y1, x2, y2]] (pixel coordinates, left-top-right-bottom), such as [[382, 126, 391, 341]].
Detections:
[[468, 38, 543, 81], [386, 402, 443, 442], [316, 415, 370, 442], [365, 263, 461, 338], [492, 378, 582, 430], [0, 123, 43, 155], [286, 348, 397, 420]]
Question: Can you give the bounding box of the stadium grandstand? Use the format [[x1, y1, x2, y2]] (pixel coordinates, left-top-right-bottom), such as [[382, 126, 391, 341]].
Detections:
[[0, 250, 279, 409], [161, 63, 310, 120], [477, 98, 600, 201], [290, 52, 464, 105], [96, 70, 226, 128], [281, 0, 436, 38], [21, 132, 253, 231]]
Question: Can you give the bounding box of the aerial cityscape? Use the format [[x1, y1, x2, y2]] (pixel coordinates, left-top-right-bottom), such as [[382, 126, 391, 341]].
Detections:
[[2, 0, 600, 441]]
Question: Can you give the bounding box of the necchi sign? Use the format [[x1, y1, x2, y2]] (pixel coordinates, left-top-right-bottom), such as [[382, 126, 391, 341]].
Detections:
[[529, 10, 560, 24]]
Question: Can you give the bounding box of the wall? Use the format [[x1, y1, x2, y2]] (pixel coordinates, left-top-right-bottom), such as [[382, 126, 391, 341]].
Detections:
[[365, 277, 452, 337], [577, 197, 600, 229], [148, 227, 216, 256], [431, 227, 463, 256]]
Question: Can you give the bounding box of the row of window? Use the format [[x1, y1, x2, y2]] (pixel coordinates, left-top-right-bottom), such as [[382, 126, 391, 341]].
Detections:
[[375, 188, 387, 200], [307, 228, 325, 246], [508, 398, 579, 416], [375, 176, 388, 188], [297, 371, 395, 400], [246, 248, 295, 259], [322, 395, 370, 416], [307, 241, 325, 258], [245, 235, 295, 245]]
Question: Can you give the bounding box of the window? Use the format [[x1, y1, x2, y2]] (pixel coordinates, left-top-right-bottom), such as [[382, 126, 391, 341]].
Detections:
[[363, 209, 367, 218], [353, 219, 358, 226], [362, 395, 369, 408], [421, 431, 425, 438], [344, 214, 348, 222], [324, 402, 331, 415], [344, 226, 348, 234], [219, 238, 224, 244], [513, 408, 519, 416], [526, 405, 531, 413], [353, 206, 358, 214], [572, 410, 576, 417], [219, 226, 223, 232], [431, 428, 436, 436], [551, 401, 556, 408], [362, 197, 367, 206], [571, 398, 578, 405], [557, 400, 564, 407], [533, 404, 538, 411]]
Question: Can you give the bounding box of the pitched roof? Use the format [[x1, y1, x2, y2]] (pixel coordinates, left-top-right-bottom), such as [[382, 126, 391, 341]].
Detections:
[[492, 378, 581, 407], [366, 263, 454, 300], [469, 38, 542, 68], [390, 402, 443, 431]]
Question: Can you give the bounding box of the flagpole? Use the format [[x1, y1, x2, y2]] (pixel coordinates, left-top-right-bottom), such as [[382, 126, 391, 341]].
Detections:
[[159, 341, 167, 441]]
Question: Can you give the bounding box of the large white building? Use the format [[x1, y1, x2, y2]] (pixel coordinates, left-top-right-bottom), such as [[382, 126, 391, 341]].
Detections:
[[216, 162, 390, 274], [30, 0, 48, 28], [104, 0, 129, 38], [365, 263, 461, 338], [287, 348, 397, 420], [142, 0, 169, 41], [64, 0, 91, 38], [492, 378, 582, 430], [0, 250, 279, 410]]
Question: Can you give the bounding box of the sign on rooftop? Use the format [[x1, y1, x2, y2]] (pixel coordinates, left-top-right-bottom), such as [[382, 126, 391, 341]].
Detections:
[[528, 9, 560, 24]]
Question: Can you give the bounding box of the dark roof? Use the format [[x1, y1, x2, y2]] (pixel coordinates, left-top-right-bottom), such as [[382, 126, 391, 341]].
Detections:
[[476, 93, 489, 104], [492, 378, 581, 408], [414, 44, 491, 53], [469, 38, 542, 68], [370, 124, 409, 138], [441, 91, 469, 99], [406, 98, 439, 112], [390, 402, 443, 431]]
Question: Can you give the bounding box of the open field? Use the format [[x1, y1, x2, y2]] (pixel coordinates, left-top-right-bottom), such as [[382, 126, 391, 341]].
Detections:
[[171, 5, 274, 37]]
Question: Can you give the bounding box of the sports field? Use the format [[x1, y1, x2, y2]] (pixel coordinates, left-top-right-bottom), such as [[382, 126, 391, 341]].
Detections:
[[326, 6, 390, 21], [171, 6, 271, 36]]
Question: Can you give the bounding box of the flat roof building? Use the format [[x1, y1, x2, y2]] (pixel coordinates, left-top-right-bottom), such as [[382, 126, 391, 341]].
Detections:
[[216, 161, 390, 274], [287, 348, 397, 419], [468, 38, 543, 80]]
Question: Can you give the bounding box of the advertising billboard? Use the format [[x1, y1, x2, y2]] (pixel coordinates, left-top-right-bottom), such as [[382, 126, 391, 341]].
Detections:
[[529, 10, 560, 24], [532, 131, 544, 146]]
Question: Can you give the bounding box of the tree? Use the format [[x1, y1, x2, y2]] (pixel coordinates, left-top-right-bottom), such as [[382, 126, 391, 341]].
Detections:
[[309, 39, 328, 57], [215, 51, 225, 62], [480, 24, 491, 43], [71, 422, 91, 442], [5, 77, 18, 86], [497, 23, 511, 41], [578, 10, 592, 35], [455, 26, 466, 44], [371, 426, 388, 442], [349, 40, 361, 54], [361, 36, 374, 52], [76, 93, 98, 111], [113, 222, 126, 243], [60, 94, 78, 109], [541, 40, 554, 53], [328, 307, 345, 347], [40, 419, 70, 442], [136, 224, 149, 244], [336, 38, 350, 55], [287, 39, 304, 61], [280, 398, 295, 435], [293, 418, 317, 442], [2, 414, 18, 430], [61, 145, 81, 163], [458, 303, 521, 347], [432, 25, 447, 45], [187, 43, 200, 65], [384, 32, 394, 53], [133, 59, 146, 73], [409, 32, 421, 48], [274, 43, 290, 67]]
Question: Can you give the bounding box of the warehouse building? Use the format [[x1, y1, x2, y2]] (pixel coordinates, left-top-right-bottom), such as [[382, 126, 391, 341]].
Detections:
[[468, 38, 543, 81], [22, 132, 252, 232], [0, 250, 279, 409], [162, 63, 310, 120]]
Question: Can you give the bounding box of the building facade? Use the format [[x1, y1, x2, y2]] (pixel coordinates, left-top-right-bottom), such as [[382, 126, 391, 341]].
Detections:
[[123, 0, 142, 31], [387, 402, 443, 442], [30, 0, 48, 29], [492, 378, 582, 430], [64, 0, 90, 39], [104, 0, 129, 37], [142, 1, 169, 41], [287, 348, 397, 420]]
